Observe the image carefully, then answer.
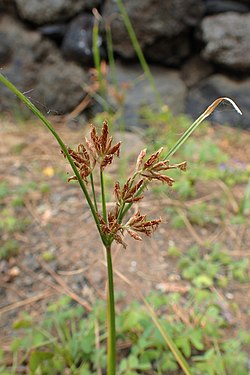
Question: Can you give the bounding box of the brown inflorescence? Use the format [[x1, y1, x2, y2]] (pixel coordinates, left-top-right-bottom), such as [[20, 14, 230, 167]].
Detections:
[[98, 209, 127, 248], [65, 144, 94, 182], [126, 211, 162, 241], [114, 178, 145, 204], [63, 121, 187, 247], [137, 147, 187, 186], [62, 121, 121, 182], [87, 120, 121, 170]]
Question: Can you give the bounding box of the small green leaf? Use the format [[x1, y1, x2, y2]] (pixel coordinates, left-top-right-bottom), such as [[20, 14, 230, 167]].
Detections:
[[12, 319, 32, 330], [193, 275, 213, 288], [190, 330, 204, 351], [128, 355, 139, 368], [29, 351, 54, 373]]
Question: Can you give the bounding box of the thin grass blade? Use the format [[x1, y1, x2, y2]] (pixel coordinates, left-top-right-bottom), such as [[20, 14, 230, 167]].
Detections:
[[164, 97, 242, 159]]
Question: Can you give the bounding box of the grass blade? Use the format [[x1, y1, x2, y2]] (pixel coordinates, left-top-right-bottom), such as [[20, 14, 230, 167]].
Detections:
[[115, 0, 163, 107], [164, 97, 242, 159]]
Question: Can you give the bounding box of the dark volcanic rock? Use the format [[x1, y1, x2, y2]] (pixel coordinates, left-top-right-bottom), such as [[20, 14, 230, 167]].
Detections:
[[102, 0, 204, 64], [15, 0, 101, 25], [186, 74, 250, 129], [0, 15, 87, 115], [144, 34, 191, 67], [0, 0, 16, 12], [181, 56, 214, 88], [32, 54, 86, 114], [204, 0, 250, 14], [201, 13, 250, 71], [0, 15, 41, 107], [62, 13, 105, 66], [39, 23, 67, 43]]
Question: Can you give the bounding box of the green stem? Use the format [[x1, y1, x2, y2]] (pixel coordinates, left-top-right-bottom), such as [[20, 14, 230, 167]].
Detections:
[[163, 112, 208, 160], [92, 16, 109, 112], [100, 169, 107, 223], [163, 97, 242, 160], [106, 245, 116, 375], [115, 0, 163, 107], [90, 173, 98, 212], [0, 74, 106, 245]]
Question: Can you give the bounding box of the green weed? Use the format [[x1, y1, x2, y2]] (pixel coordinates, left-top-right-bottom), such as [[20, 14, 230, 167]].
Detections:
[[0, 239, 19, 260], [2, 293, 248, 375], [178, 244, 249, 288]]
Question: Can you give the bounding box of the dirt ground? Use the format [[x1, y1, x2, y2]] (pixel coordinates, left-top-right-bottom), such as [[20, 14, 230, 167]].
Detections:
[[0, 116, 250, 363]]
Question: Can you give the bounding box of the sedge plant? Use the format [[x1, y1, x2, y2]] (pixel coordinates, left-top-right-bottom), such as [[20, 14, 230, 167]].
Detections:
[[0, 73, 242, 375]]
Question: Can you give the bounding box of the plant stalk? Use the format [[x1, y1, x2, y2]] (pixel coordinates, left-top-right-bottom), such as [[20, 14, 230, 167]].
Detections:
[[100, 169, 107, 223], [90, 173, 98, 212], [106, 245, 116, 375], [115, 0, 163, 107]]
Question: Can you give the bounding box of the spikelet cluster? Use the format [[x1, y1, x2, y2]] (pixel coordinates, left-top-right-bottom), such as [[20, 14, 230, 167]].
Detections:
[[63, 121, 186, 247]]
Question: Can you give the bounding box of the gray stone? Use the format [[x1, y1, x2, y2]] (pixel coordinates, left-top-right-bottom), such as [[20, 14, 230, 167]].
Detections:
[[102, 0, 204, 63], [181, 56, 214, 88], [144, 34, 191, 67], [62, 13, 105, 66], [0, 15, 87, 115], [201, 12, 250, 71], [33, 54, 86, 114], [39, 23, 67, 43], [0, 15, 42, 110], [107, 62, 187, 127], [15, 0, 101, 25], [204, 0, 250, 14], [186, 74, 250, 129]]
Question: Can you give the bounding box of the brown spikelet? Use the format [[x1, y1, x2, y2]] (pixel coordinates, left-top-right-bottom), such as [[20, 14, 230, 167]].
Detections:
[[114, 181, 121, 201], [136, 148, 147, 170], [101, 154, 113, 170], [85, 121, 121, 170], [127, 228, 142, 241], [141, 171, 175, 186], [98, 209, 127, 248], [113, 234, 127, 249], [115, 178, 145, 204], [85, 137, 96, 159], [144, 147, 163, 168], [136, 148, 187, 186], [100, 120, 109, 154], [62, 144, 93, 182], [126, 211, 161, 237], [108, 142, 121, 157], [90, 126, 100, 154]]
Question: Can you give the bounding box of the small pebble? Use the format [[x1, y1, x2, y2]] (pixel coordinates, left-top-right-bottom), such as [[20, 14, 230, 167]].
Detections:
[[9, 266, 20, 278], [226, 292, 234, 300], [169, 274, 181, 281]]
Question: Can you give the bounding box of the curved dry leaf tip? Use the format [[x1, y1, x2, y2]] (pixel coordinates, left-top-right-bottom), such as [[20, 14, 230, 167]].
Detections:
[[223, 97, 242, 115], [205, 97, 242, 117]]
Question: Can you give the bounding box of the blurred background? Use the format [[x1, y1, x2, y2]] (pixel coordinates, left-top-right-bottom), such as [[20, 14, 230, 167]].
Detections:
[[0, 0, 250, 128]]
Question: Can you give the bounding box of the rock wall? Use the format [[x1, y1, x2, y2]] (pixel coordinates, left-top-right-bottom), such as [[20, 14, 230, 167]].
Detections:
[[0, 0, 250, 128]]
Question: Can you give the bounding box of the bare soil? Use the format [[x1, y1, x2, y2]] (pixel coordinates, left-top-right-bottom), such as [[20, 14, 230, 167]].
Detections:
[[0, 117, 249, 364]]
